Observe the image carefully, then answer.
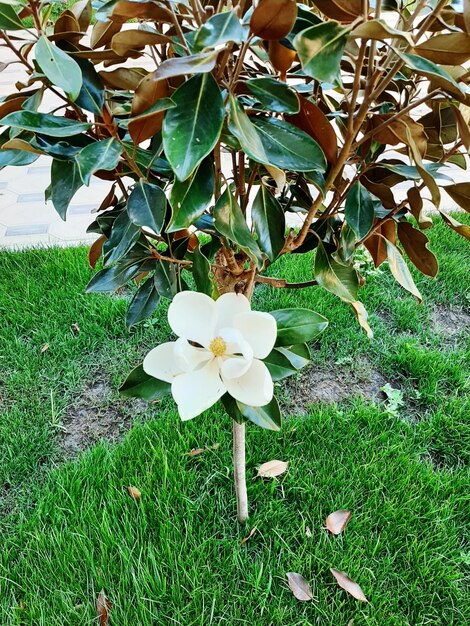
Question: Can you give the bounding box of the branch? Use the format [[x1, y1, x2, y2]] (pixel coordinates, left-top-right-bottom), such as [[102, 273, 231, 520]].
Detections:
[[255, 275, 318, 289]]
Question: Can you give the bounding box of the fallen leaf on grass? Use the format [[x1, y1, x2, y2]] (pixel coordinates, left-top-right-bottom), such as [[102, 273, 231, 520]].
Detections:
[[127, 486, 141, 500], [326, 510, 352, 535], [330, 569, 368, 602], [240, 525, 258, 545], [96, 590, 112, 626], [41, 343, 49, 354], [186, 443, 220, 456], [257, 460, 288, 478], [286, 572, 313, 601], [305, 526, 312, 537], [72, 323, 80, 334]]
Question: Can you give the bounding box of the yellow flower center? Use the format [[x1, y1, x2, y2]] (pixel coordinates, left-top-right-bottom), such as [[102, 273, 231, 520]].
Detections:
[[209, 336, 226, 357]]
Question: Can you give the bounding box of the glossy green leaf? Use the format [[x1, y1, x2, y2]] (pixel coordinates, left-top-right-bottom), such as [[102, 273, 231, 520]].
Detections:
[[152, 50, 220, 81], [385, 240, 422, 302], [252, 117, 326, 172], [35, 36, 83, 100], [220, 393, 245, 424], [126, 277, 160, 328], [344, 182, 375, 240], [398, 52, 465, 95], [194, 10, 244, 50], [237, 396, 281, 431], [76, 138, 122, 185], [294, 21, 350, 84], [86, 261, 144, 293], [0, 111, 90, 137], [227, 95, 268, 163], [0, 4, 24, 29], [251, 185, 286, 261], [119, 364, 171, 401], [127, 181, 166, 235], [169, 158, 214, 231], [213, 188, 264, 269], [246, 77, 299, 114], [162, 73, 224, 181], [271, 308, 328, 346], [192, 243, 213, 296], [264, 343, 311, 381], [50, 159, 83, 220], [103, 210, 141, 265], [314, 241, 359, 302], [154, 261, 177, 299], [75, 59, 105, 115], [0, 149, 39, 169]]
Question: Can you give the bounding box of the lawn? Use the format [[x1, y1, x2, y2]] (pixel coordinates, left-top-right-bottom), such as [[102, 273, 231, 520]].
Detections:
[[0, 216, 469, 625]]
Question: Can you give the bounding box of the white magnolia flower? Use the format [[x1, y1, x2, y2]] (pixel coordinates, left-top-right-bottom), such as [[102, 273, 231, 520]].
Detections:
[[143, 291, 277, 420]]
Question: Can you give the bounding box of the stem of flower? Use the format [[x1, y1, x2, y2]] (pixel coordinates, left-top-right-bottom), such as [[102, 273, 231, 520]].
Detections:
[[233, 419, 248, 524]]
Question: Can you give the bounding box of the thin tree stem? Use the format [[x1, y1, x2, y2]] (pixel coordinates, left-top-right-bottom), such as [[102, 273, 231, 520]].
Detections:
[[233, 420, 248, 524]]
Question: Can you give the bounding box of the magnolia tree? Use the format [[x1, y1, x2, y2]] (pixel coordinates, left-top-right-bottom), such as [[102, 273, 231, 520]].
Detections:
[[1, 0, 470, 522]]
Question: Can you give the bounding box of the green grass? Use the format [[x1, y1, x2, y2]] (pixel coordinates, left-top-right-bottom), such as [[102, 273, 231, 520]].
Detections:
[[0, 216, 469, 625]]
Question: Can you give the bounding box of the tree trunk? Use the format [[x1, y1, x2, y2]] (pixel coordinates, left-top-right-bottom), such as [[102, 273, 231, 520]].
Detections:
[[233, 419, 248, 523]]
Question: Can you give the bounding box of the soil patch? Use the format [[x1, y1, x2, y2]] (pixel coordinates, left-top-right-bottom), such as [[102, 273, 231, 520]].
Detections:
[[61, 375, 148, 454], [431, 305, 470, 337], [283, 357, 388, 413]]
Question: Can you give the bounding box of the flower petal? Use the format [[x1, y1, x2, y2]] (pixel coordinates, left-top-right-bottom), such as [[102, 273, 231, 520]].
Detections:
[[143, 342, 183, 383], [220, 356, 252, 380], [172, 359, 226, 420], [234, 311, 277, 359], [168, 291, 217, 347], [174, 337, 211, 371], [219, 327, 253, 361], [222, 358, 274, 406], [215, 292, 251, 331]]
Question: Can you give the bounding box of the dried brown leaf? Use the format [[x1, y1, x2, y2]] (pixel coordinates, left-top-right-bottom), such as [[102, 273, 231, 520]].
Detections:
[[257, 460, 288, 478], [305, 526, 312, 538], [96, 590, 112, 626], [127, 486, 141, 500], [330, 569, 368, 602], [286, 572, 313, 601], [187, 443, 220, 456], [72, 323, 80, 334], [41, 343, 49, 354], [325, 509, 352, 535], [240, 525, 258, 545]]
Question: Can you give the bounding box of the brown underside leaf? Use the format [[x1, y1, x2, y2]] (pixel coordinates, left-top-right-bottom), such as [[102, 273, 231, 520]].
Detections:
[[287, 95, 337, 164], [111, 30, 168, 57], [443, 182, 470, 213], [286, 572, 313, 601], [407, 187, 432, 230], [369, 114, 427, 156], [350, 301, 373, 339], [326, 509, 352, 535], [397, 221, 438, 277], [91, 19, 122, 50], [96, 590, 112, 626], [100, 68, 148, 90], [312, 0, 363, 22], [413, 32, 470, 65], [439, 210, 470, 241], [268, 40, 297, 75], [451, 104, 470, 150], [129, 75, 169, 143], [110, 0, 172, 24], [0, 95, 28, 118], [330, 569, 368, 602], [363, 219, 396, 267], [250, 0, 297, 41], [88, 235, 106, 269], [257, 459, 288, 478]]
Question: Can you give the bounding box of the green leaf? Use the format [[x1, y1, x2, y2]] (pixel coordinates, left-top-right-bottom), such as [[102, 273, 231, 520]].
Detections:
[[75, 59, 105, 115], [86, 261, 144, 293], [220, 393, 245, 424], [0, 4, 24, 29], [35, 36, 83, 100], [344, 182, 375, 240], [152, 50, 220, 81], [50, 159, 83, 220], [119, 364, 171, 401], [271, 308, 328, 346], [163, 73, 224, 181], [294, 21, 351, 84], [0, 149, 39, 169], [314, 241, 359, 302], [227, 95, 268, 163], [385, 240, 422, 302], [252, 117, 326, 172], [398, 52, 465, 95], [251, 185, 286, 261], [237, 396, 281, 431], [213, 188, 264, 269], [194, 10, 244, 50], [264, 343, 311, 381], [246, 77, 300, 114], [192, 242, 213, 296], [154, 261, 177, 299], [169, 157, 214, 231], [0, 111, 90, 137], [126, 277, 160, 328], [103, 210, 141, 265], [76, 138, 122, 185], [127, 181, 166, 235]]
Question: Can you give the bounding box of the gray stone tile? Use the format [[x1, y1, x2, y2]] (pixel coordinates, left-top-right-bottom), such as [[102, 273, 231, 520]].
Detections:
[[68, 204, 96, 215], [27, 166, 51, 175], [5, 224, 49, 236], [0, 182, 7, 189], [17, 193, 46, 203]]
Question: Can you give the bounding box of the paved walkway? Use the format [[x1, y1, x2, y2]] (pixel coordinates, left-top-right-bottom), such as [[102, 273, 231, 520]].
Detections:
[[0, 38, 467, 250]]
